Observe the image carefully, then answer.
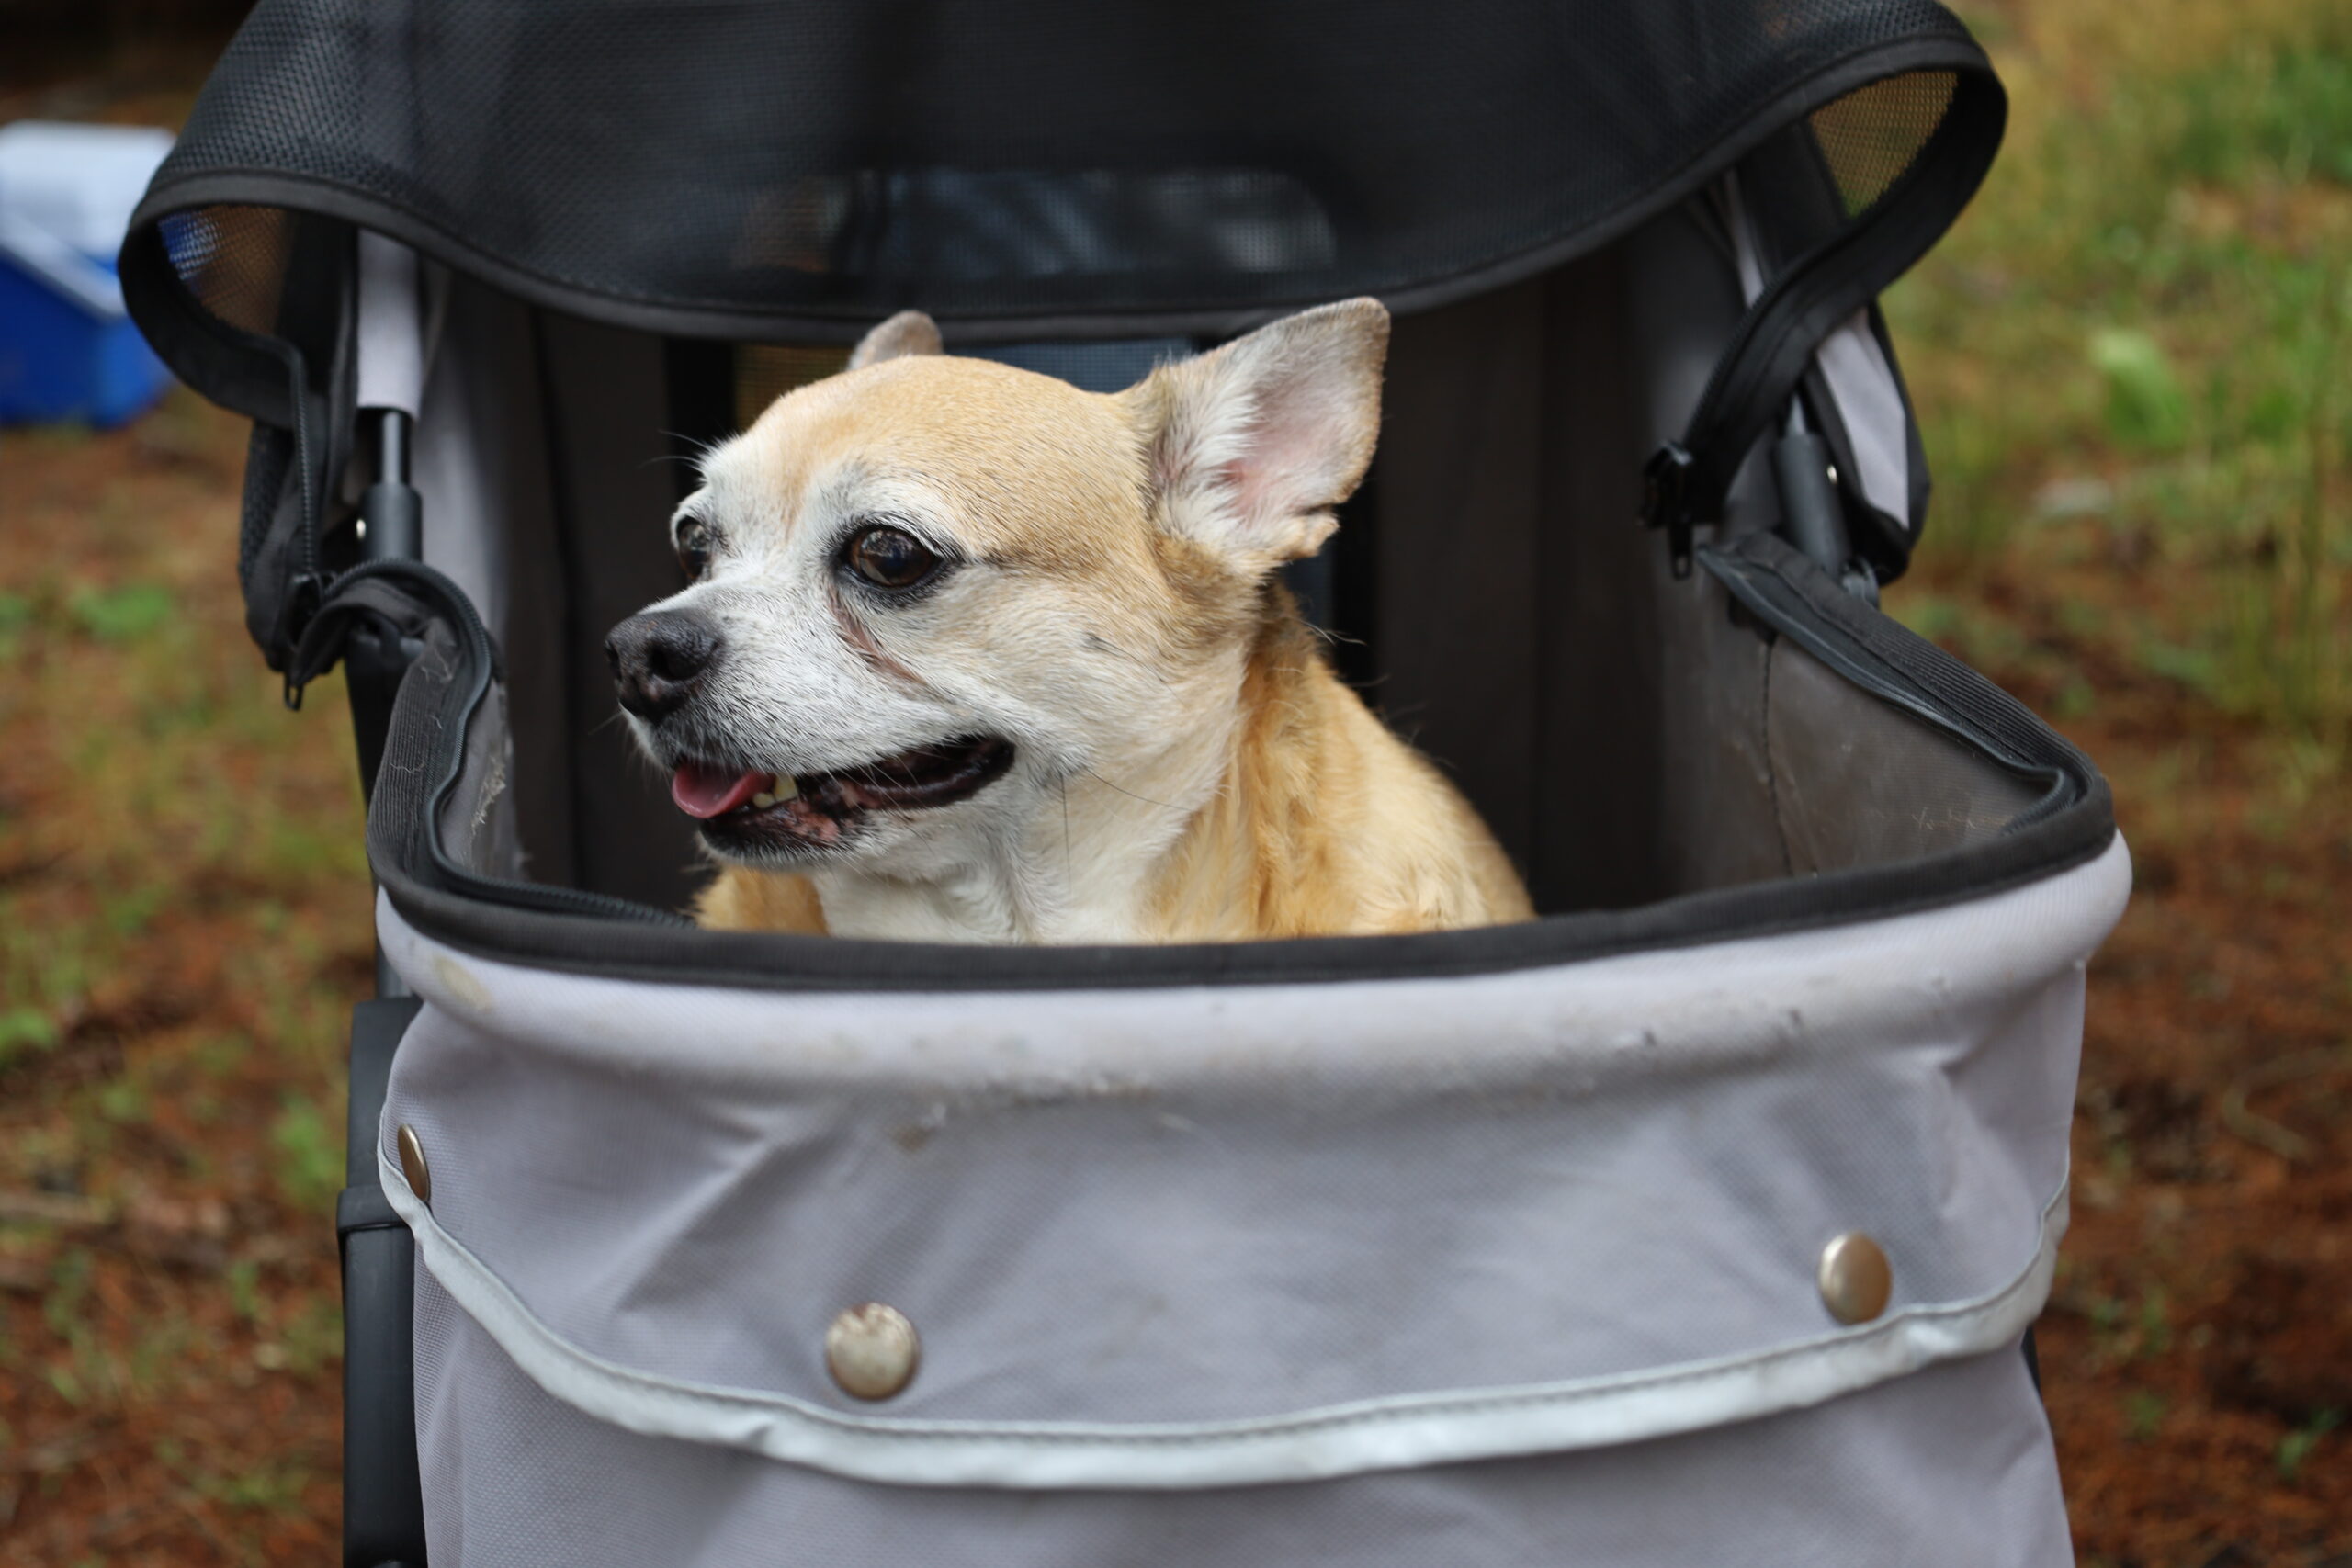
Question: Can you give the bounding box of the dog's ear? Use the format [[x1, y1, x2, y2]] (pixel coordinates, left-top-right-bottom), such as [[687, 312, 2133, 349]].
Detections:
[[847, 310, 944, 370], [1127, 298, 1388, 571]]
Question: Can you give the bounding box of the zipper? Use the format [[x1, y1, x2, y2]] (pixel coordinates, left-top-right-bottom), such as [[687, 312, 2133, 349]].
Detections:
[[1701, 536, 2085, 834]]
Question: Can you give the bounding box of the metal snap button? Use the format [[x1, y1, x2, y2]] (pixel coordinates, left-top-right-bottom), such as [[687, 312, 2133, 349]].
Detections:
[[396, 1124, 433, 1205], [1818, 1231, 1892, 1325], [826, 1303, 920, 1400]]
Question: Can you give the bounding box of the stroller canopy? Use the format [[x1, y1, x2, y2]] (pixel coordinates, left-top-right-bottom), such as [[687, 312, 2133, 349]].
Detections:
[[128, 0, 1999, 365]]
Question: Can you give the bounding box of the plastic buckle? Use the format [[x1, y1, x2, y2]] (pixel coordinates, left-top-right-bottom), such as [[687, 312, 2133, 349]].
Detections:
[[1641, 442, 1699, 580]]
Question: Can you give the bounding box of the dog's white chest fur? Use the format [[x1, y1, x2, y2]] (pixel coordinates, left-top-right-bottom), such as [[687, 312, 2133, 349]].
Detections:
[[808, 717, 1238, 943]]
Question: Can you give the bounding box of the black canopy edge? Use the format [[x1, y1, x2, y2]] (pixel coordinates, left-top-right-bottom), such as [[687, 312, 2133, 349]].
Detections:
[[362, 538, 2113, 995], [1645, 61, 2004, 574], [123, 32, 1996, 392]]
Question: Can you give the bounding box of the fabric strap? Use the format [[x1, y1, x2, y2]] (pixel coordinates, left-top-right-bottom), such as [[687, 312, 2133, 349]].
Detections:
[[1643, 71, 2004, 574]]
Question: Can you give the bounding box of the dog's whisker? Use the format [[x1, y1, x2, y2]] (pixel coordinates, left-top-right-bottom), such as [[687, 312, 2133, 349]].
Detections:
[[1076, 767, 1186, 815], [1080, 631, 1173, 687]]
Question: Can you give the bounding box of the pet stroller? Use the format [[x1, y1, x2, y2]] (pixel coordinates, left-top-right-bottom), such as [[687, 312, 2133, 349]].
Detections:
[[121, 2, 2128, 1563]]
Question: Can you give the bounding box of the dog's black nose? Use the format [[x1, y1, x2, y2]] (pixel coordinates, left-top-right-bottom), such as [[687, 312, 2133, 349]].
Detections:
[[605, 611, 722, 722]]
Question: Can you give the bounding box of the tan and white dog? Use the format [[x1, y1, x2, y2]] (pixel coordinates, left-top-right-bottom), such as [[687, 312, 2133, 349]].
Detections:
[[605, 299, 1532, 943]]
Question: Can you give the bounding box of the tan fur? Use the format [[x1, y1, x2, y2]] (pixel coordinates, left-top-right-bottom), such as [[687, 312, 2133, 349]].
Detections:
[[1141, 604, 1532, 939], [655, 299, 1533, 942], [696, 859, 828, 933]]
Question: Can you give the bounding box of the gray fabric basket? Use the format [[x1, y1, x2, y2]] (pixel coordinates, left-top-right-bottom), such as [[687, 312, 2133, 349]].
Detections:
[[374, 839, 2123, 1565]]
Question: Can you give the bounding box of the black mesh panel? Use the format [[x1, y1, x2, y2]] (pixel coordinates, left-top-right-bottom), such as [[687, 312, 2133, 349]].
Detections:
[[130, 0, 1994, 345]]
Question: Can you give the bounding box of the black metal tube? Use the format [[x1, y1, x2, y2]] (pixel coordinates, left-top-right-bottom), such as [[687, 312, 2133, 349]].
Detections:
[[339, 998, 427, 1568], [373, 407, 413, 486], [361, 411, 422, 562], [341, 406, 432, 1562], [1770, 429, 1849, 577]]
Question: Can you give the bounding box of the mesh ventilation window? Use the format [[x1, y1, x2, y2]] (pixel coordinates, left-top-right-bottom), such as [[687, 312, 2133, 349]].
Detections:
[[158, 205, 292, 337], [1806, 71, 1959, 218], [734, 345, 851, 430]]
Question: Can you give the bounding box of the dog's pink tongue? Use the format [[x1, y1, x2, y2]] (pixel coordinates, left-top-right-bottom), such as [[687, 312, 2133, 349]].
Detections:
[[671, 761, 766, 819]]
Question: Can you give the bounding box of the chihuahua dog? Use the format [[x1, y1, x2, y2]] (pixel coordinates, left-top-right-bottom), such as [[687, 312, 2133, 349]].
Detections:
[[606, 299, 1532, 943]]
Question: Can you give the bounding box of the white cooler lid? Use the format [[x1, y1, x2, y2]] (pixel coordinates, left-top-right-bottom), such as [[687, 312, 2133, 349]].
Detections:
[[0, 120, 175, 258]]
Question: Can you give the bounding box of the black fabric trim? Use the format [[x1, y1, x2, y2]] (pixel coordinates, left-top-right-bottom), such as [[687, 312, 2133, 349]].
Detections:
[[318, 559, 683, 929], [379, 810, 2114, 994], [1648, 67, 2004, 549], [368, 545, 2114, 995], [125, 38, 1994, 354]]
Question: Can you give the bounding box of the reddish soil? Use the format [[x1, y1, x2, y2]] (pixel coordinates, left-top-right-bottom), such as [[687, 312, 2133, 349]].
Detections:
[[2, 400, 363, 1565], [1910, 548, 2352, 1567]]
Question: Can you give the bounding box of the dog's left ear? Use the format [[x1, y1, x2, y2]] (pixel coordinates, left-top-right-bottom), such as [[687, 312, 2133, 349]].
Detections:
[[848, 310, 944, 369], [1126, 298, 1388, 572]]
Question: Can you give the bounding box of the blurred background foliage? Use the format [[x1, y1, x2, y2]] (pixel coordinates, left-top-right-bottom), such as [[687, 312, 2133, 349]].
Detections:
[[1892, 0, 2350, 760]]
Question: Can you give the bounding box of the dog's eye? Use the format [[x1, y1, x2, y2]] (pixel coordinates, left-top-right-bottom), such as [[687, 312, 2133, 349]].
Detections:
[[845, 525, 941, 591], [675, 518, 714, 581]]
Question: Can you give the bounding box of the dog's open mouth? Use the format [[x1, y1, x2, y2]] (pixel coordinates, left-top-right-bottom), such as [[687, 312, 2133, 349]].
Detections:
[[671, 736, 1014, 849]]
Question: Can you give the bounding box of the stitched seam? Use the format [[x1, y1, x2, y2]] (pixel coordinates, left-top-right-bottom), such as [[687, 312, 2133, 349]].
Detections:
[[388, 1145, 2064, 1450]]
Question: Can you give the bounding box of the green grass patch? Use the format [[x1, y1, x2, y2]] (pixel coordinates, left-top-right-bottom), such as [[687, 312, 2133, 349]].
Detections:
[[0, 1005, 61, 1071], [2088, 330, 2189, 452], [2176, 38, 2352, 186], [269, 1097, 344, 1214], [66, 581, 175, 644], [2278, 1409, 2342, 1481], [1890, 5, 2352, 751]]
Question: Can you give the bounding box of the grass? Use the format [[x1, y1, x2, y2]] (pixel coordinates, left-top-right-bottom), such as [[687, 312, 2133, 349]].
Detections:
[[1887, 0, 2352, 753], [0, 387, 361, 1564], [2278, 1410, 2343, 1482]]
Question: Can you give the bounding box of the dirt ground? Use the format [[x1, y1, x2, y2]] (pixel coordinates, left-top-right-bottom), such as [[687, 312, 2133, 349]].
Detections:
[[1904, 540, 2352, 1564], [3, 12, 2348, 1568]]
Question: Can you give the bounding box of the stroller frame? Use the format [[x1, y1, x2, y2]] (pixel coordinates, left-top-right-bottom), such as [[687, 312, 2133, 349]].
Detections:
[[117, 5, 2123, 1562]]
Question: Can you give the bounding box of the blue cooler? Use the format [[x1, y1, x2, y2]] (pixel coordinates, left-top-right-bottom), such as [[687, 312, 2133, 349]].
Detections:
[[0, 121, 175, 427]]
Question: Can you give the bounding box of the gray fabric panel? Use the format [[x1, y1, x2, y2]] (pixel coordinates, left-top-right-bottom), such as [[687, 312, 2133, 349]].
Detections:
[[414, 276, 575, 886], [435, 670, 523, 882], [1766, 640, 2044, 875], [413, 1296, 2069, 1568], [1368, 200, 1792, 912], [418, 294, 704, 905], [967, 337, 1191, 393], [381, 846, 2112, 1433], [379, 839, 2132, 1558], [1814, 308, 1911, 533], [536, 311, 704, 912]]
